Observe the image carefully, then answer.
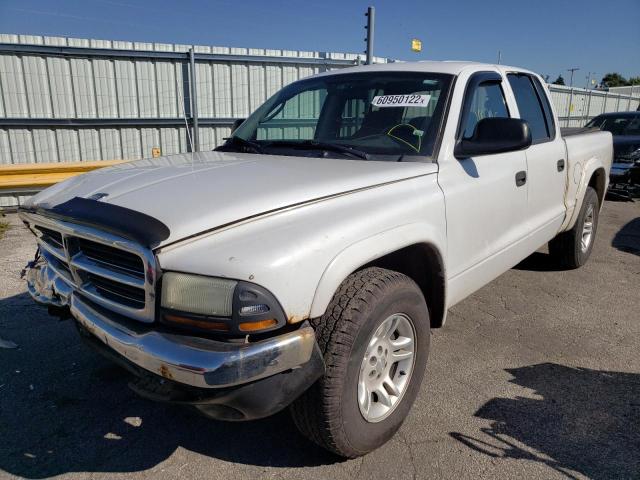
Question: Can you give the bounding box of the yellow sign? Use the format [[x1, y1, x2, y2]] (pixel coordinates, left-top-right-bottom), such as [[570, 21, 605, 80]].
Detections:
[[411, 39, 422, 52], [152, 147, 161, 158]]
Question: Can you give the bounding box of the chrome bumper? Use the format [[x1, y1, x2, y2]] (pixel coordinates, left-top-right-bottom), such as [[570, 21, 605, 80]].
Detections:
[[25, 261, 317, 389]]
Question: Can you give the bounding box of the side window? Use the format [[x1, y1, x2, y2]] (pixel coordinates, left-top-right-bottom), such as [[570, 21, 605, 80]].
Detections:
[[507, 74, 551, 142], [531, 76, 556, 139], [625, 116, 640, 135], [463, 82, 509, 138]]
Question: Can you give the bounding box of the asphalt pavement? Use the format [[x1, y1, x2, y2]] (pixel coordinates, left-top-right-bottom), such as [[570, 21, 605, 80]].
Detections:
[[0, 200, 638, 480]]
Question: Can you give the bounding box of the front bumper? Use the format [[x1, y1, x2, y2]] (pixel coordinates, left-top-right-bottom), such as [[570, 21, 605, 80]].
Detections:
[[24, 258, 324, 418], [70, 294, 318, 388]]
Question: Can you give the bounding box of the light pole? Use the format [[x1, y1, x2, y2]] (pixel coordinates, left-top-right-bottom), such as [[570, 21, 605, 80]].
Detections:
[[364, 6, 375, 65], [567, 67, 580, 88]]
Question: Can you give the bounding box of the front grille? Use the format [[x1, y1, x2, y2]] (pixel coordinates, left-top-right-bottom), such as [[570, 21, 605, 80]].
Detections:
[[26, 215, 155, 323], [84, 272, 146, 309], [35, 226, 64, 250], [77, 238, 145, 279]]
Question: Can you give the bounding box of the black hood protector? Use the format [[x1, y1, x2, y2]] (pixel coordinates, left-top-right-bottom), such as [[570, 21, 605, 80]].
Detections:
[[20, 197, 170, 248]]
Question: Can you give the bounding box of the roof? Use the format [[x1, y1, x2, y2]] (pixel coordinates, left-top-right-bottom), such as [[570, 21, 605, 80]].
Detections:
[[595, 111, 640, 118], [313, 60, 536, 78]]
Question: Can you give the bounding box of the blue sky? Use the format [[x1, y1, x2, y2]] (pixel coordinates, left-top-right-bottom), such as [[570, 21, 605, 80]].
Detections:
[[1, 0, 638, 84]]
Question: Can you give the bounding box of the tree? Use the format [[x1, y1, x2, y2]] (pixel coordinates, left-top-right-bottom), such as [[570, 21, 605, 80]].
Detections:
[[552, 75, 566, 86], [601, 73, 628, 87], [628, 77, 640, 86]]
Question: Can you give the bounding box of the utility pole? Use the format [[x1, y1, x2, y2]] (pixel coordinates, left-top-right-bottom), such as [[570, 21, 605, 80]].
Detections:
[[567, 67, 580, 88], [585, 71, 597, 90], [364, 6, 375, 65], [497, 50, 501, 65]]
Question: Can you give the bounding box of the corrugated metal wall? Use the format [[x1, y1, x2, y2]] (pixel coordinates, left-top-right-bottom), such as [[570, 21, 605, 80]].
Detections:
[[548, 84, 640, 127], [0, 34, 386, 169]]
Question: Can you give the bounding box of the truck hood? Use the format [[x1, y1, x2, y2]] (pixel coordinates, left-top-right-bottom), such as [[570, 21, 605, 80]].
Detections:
[[28, 151, 437, 247]]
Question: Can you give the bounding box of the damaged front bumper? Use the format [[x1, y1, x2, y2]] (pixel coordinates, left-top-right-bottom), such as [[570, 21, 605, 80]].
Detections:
[[23, 257, 324, 420]]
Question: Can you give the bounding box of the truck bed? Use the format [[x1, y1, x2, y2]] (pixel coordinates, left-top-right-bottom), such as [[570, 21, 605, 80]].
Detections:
[[562, 129, 613, 229], [560, 126, 600, 137]]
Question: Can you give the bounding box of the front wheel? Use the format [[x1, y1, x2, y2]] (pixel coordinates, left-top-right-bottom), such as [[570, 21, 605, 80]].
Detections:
[[290, 267, 430, 457], [549, 186, 600, 269]]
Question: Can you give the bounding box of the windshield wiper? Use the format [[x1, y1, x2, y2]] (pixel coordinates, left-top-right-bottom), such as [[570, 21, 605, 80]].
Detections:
[[215, 136, 264, 154], [263, 140, 369, 160]]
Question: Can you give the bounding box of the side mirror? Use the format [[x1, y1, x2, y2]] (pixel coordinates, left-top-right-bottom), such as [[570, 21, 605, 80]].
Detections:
[[454, 117, 531, 159], [230, 118, 246, 134]]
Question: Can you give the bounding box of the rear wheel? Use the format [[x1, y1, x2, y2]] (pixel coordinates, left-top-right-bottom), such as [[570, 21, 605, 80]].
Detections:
[[549, 186, 600, 269], [290, 267, 430, 458]]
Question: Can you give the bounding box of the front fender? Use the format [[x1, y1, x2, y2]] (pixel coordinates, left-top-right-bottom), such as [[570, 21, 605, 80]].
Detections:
[[309, 222, 446, 318]]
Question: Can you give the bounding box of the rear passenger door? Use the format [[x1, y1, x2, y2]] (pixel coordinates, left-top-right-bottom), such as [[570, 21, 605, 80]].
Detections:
[[507, 73, 567, 242]]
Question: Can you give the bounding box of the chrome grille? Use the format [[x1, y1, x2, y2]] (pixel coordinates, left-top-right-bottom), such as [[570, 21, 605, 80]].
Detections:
[[75, 238, 145, 279], [34, 226, 64, 250], [23, 212, 157, 323], [83, 272, 146, 309]]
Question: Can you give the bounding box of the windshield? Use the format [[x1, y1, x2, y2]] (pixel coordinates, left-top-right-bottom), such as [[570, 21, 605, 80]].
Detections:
[[586, 114, 640, 136], [227, 71, 453, 160]]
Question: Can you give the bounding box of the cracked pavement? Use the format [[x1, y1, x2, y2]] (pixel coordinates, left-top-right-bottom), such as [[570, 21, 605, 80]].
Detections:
[[0, 200, 639, 480]]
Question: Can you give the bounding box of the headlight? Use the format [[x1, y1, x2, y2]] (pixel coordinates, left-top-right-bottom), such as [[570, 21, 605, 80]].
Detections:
[[159, 272, 286, 335], [161, 272, 236, 316]]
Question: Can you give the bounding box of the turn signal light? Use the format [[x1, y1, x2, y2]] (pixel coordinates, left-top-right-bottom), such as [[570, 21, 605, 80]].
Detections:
[[163, 314, 229, 332], [239, 304, 270, 315], [238, 318, 277, 332]]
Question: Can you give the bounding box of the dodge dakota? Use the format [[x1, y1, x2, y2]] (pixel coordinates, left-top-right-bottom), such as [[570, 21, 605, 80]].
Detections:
[[19, 61, 612, 457]]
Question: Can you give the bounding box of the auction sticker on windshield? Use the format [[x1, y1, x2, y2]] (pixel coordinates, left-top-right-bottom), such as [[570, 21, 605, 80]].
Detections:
[[372, 94, 431, 108]]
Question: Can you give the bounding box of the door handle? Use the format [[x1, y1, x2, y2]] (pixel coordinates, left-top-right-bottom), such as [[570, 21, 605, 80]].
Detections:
[[515, 170, 527, 187], [557, 159, 565, 172]]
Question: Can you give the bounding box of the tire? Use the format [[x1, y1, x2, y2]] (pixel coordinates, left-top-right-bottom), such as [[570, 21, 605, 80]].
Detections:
[[290, 267, 430, 458], [549, 186, 600, 269]]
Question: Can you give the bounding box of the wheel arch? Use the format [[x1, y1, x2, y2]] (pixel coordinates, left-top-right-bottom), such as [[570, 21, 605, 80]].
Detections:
[[359, 244, 447, 328], [588, 167, 607, 209], [563, 158, 610, 231], [309, 224, 448, 328]]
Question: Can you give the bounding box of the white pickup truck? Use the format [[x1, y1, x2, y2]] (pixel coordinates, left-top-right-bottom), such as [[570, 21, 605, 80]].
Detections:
[[20, 61, 612, 457]]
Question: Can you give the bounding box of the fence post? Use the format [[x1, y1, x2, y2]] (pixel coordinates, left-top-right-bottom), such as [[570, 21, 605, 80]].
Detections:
[[188, 47, 200, 152], [602, 91, 608, 113], [566, 87, 573, 127], [584, 89, 592, 124], [615, 93, 621, 113]]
